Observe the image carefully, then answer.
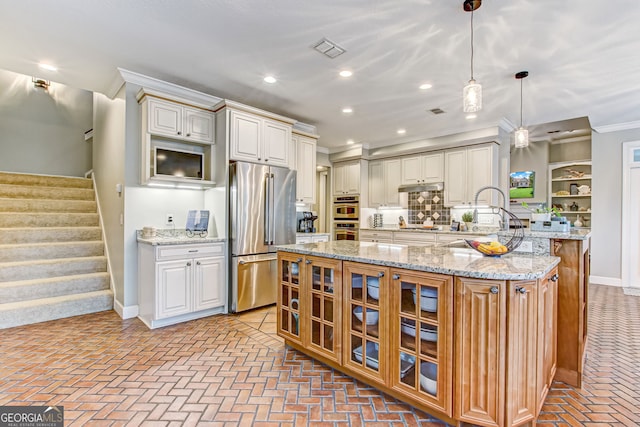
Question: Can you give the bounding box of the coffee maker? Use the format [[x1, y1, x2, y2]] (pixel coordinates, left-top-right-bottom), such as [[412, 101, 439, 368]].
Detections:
[[297, 211, 318, 233]]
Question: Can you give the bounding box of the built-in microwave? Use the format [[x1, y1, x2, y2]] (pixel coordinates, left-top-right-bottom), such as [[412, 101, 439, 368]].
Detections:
[[333, 195, 359, 220]]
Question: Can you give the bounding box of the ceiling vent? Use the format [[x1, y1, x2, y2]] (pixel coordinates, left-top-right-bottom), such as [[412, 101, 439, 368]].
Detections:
[[312, 38, 346, 59], [429, 108, 446, 115]]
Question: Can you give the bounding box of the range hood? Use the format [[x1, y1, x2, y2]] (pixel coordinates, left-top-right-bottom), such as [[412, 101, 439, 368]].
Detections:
[[397, 182, 444, 193]]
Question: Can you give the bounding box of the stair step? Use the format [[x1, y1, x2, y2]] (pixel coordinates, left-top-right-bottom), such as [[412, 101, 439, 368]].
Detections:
[[0, 212, 99, 228], [0, 184, 95, 201], [0, 172, 93, 189], [0, 197, 97, 213], [0, 256, 107, 282], [0, 241, 104, 262], [0, 289, 113, 329], [0, 227, 102, 244], [0, 272, 110, 303]]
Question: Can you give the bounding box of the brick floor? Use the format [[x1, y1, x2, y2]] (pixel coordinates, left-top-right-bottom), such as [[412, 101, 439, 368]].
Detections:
[[0, 284, 637, 426]]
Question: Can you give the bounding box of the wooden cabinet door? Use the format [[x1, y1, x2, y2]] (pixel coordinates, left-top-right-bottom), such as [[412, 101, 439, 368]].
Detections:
[[444, 149, 467, 206], [230, 110, 262, 162], [467, 145, 494, 205], [184, 107, 214, 144], [454, 277, 505, 427], [505, 281, 538, 427], [305, 256, 342, 363], [368, 161, 385, 206], [263, 119, 290, 167], [343, 262, 388, 385], [157, 259, 192, 319], [391, 269, 453, 416], [422, 152, 444, 183], [277, 253, 305, 345], [401, 155, 423, 185], [193, 256, 225, 311], [296, 136, 317, 203], [148, 98, 183, 138], [537, 269, 558, 411]]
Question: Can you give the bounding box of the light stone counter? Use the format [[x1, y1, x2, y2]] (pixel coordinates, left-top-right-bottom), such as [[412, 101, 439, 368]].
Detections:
[[496, 228, 591, 256], [277, 240, 559, 281], [360, 226, 498, 236], [136, 229, 225, 246]]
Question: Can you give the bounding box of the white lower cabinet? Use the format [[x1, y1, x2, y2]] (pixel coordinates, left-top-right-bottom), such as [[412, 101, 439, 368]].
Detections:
[[138, 241, 226, 328], [296, 233, 331, 244]]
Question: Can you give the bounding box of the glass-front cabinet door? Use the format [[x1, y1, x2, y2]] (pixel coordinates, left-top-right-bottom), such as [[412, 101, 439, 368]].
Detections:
[[391, 269, 453, 416], [343, 261, 389, 385], [305, 256, 342, 363], [277, 253, 304, 345]]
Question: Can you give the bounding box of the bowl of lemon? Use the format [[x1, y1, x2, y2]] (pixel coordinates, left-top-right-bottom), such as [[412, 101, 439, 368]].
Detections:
[[465, 239, 509, 257]]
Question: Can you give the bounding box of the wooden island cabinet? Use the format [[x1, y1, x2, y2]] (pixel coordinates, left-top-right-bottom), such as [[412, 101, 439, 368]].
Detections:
[[277, 242, 560, 427]]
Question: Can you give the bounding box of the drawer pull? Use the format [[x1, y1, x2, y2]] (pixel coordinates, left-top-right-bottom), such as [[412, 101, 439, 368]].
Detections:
[[297, 258, 303, 262], [551, 274, 559, 282], [516, 286, 527, 294], [188, 249, 198, 253], [186, 262, 191, 267], [377, 272, 385, 278], [306, 260, 312, 264], [392, 274, 400, 280], [490, 286, 499, 294]]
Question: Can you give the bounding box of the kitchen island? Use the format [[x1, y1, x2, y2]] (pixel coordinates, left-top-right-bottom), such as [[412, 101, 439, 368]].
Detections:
[[277, 241, 560, 427]]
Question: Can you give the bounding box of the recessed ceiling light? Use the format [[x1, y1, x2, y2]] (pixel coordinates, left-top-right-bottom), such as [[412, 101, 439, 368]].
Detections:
[[339, 70, 353, 78], [263, 75, 277, 84], [466, 114, 477, 120], [347, 139, 355, 145], [419, 83, 432, 90], [342, 107, 353, 114], [397, 129, 406, 135], [38, 63, 57, 72]]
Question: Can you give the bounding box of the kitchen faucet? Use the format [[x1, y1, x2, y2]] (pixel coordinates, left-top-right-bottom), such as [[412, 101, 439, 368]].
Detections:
[[472, 186, 509, 231]]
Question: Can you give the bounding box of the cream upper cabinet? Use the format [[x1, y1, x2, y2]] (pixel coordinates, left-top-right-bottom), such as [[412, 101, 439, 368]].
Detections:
[[334, 161, 361, 195], [147, 97, 214, 144], [401, 152, 444, 185], [369, 159, 402, 207], [444, 144, 497, 206], [228, 109, 292, 167], [292, 132, 317, 204]]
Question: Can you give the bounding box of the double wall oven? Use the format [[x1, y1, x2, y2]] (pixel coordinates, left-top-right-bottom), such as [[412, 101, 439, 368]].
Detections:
[[333, 195, 359, 241]]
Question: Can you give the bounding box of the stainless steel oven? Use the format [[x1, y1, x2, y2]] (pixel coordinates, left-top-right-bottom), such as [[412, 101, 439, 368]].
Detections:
[[333, 195, 359, 220], [334, 221, 359, 241]]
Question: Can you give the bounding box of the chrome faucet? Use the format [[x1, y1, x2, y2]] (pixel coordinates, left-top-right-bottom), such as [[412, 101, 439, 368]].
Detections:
[[472, 186, 509, 231]]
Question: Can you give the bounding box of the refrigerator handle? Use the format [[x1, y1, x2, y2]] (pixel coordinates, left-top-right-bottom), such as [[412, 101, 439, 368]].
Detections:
[[269, 173, 275, 245], [264, 172, 271, 245]]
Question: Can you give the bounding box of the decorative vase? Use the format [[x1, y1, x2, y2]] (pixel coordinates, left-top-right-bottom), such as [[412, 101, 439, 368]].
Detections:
[[574, 215, 583, 228]]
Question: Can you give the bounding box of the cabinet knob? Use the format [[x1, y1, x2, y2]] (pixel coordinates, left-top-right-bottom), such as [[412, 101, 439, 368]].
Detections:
[[296, 258, 303, 262], [186, 133, 191, 137], [305, 259, 312, 264], [392, 274, 400, 280], [265, 158, 269, 162], [516, 286, 527, 294], [377, 272, 385, 278], [196, 261, 201, 265], [551, 274, 559, 282], [258, 157, 261, 160], [186, 262, 192, 266], [177, 131, 182, 135], [490, 286, 499, 294]]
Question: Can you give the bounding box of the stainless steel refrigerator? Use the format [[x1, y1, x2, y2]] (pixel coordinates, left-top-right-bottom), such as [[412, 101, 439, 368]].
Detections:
[[229, 161, 296, 312]]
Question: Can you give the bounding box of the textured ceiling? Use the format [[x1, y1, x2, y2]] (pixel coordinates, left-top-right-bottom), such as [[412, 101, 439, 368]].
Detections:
[[1, 0, 639, 151]]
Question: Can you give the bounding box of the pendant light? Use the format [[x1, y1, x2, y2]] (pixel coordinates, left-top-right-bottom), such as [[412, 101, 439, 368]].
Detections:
[[514, 71, 529, 148], [463, 0, 482, 113]]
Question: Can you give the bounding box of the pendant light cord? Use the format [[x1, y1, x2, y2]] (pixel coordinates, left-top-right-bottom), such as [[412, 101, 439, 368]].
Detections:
[[470, 8, 474, 80], [520, 78, 523, 127]]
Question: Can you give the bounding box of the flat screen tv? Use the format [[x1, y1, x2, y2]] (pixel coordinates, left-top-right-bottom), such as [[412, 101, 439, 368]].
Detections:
[[509, 170, 535, 199], [154, 147, 204, 180]]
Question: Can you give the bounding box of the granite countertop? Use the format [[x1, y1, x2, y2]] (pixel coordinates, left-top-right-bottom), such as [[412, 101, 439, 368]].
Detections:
[[277, 241, 559, 280], [360, 226, 498, 236], [497, 228, 591, 241], [136, 229, 225, 246]]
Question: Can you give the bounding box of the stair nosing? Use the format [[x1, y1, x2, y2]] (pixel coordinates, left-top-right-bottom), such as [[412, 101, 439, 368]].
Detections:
[[0, 289, 113, 311], [0, 271, 110, 288], [0, 255, 107, 268]]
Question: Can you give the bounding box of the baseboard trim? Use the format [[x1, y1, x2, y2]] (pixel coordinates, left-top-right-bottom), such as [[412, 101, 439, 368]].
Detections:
[[589, 275, 622, 287], [114, 299, 138, 319]]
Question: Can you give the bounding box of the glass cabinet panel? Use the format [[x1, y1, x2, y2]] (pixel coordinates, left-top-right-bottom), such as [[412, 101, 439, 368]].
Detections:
[[278, 255, 303, 343]]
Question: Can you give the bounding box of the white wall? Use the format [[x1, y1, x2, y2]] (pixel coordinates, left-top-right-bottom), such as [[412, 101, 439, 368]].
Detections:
[[591, 126, 640, 284], [0, 69, 92, 176], [93, 88, 126, 307]]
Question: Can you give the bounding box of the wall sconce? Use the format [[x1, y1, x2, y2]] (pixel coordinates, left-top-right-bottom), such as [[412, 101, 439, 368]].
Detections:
[[32, 77, 50, 90]]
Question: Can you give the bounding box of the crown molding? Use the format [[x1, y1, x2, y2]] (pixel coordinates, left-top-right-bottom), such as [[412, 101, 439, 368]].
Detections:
[[592, 120, 640, 133]]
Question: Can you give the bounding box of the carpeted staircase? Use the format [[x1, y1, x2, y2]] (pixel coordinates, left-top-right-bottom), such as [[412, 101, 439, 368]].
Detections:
[[0, 172, 113, 329]]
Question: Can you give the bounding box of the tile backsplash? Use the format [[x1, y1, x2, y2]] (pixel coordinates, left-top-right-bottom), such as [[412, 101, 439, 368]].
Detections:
[[407, 191, 451, 225]]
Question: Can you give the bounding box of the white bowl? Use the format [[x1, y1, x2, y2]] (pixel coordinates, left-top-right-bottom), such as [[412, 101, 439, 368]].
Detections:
[[419, 362, 437, 396], [400, 319, 438, 342], [412, 290, 438, 312], [367, 278, 380, 300], [353, 306, 379, 325]]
